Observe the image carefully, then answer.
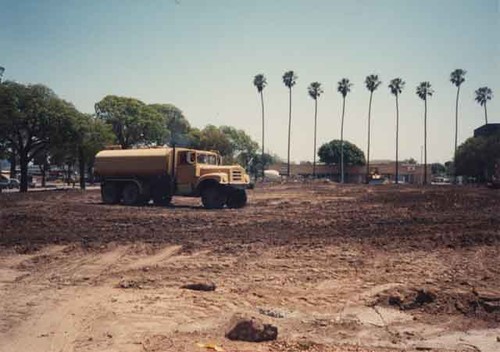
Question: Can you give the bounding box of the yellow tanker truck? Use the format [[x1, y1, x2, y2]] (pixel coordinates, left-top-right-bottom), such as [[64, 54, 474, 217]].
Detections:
[[93, 147, 250, 209]]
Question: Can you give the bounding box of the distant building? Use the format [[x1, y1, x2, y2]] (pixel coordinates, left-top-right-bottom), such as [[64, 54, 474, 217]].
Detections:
[[268, 161, 431, 184], [474, 123, 500, 138]]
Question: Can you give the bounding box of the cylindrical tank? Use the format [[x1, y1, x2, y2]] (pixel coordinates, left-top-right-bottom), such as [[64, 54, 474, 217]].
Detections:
[[94, 148, 171, 177]]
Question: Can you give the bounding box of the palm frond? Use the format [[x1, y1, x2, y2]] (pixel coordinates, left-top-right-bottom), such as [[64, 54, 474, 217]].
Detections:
[[337, 78, 352, 97], [388, 78, 405, 96], [450, 69, 466, 87], [253, 74, 267, 93], [308, 82, 323, 100], [416, 81, 434, 100], [282, 70, 297, 88], [365, 74, 381, 92], [474, 86, 493, 106]]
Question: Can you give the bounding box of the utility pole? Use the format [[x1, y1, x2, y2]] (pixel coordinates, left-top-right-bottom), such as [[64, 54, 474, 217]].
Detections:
[[0, 66, 5, 83]]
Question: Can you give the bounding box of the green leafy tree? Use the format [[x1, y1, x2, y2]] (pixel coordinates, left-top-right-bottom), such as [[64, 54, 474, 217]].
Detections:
[[308, 82, 323, 177], [474, 87, 493, 124], [194, 125, 234, 158], [431, 163, 446, 175], [455, 132, 500, 182], [282, 70, 297, 177], [450, 69, 466, 176], [388, 78, 405, 184], [403, 158, 417, 164], [95, 95, 166, 149], [220, 126, 259, 167], [416, 81, 434, 184], [337, 78, 353, 183], [0, 82, 79, 191], [248, 153, 280, 179], [148, 103, 191, 146], [253, 74, 267, 177], [364, 74, 381, 181], [318, 140, 365, 167], [77, 115, 115, 188]]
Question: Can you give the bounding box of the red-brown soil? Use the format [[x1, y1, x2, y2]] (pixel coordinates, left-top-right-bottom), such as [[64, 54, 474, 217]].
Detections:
[[0, 183, 499, 351]]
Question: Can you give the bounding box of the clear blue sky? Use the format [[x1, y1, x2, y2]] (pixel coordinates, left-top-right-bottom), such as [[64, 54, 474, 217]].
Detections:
[[1, 0, 498, 163]]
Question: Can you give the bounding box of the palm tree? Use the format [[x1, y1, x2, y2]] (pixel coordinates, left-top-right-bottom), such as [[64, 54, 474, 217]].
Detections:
[[388, 78, 405, 184], [450, 69, 466, 174], [253, 74, 267, 178], [337, 78, 353, 183], [474, 87, 493, 124], [416, 81, 434, 185], [283, 70, 298, 177], [308, 82, 323, 177], [364, 74, 381, 182]]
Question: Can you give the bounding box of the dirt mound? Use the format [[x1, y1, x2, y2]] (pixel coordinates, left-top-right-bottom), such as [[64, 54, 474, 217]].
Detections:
[[375, 286, 500, 322]]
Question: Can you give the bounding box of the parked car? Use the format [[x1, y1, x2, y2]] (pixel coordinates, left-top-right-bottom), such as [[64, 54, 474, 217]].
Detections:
[[8, 178, 20, 189], [0, 176, 10, 190]]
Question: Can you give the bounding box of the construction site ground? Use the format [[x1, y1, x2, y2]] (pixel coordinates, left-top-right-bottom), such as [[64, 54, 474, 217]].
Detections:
[[0, 183, 499, 352]]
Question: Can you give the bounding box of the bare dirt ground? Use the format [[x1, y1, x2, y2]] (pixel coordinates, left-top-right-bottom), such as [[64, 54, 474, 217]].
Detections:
[[0, 183, 499, 352]]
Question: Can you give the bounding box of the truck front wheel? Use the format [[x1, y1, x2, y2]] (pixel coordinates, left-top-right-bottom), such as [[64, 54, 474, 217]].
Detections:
[[102, 182, 121, 204], [227, 189, 247, 209], [122, 183, 141, 206], [201, 186, 226, 209]]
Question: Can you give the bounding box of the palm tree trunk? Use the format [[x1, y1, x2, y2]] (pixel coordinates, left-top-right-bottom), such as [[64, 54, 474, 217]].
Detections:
[[454, 86, 460, 184], [79, 146, 86, 190], [260, 90, 265, 179], [366, 91, 373, 182], [287, 87, 292, 177], [484, 102, 488, 124], [313, 99, 318, 177], [424, 98, 427, 185], [395, 95, 399, 184], [340, 96, 346, 183]]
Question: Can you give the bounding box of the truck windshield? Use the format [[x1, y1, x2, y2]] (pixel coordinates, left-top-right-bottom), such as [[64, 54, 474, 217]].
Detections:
[[197, 153, 217, 165]]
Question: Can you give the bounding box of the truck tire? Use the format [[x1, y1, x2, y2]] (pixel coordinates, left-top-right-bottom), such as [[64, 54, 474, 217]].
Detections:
[[153, 194, 172, 206], [102, 182, 121, 204], [122, 183, 140, 206], [227, 189, 247, 209], [201, 185, 226, 209]]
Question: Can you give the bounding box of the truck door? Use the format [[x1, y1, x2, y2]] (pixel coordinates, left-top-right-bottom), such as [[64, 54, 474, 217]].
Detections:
[[176, 151, 196, 195]]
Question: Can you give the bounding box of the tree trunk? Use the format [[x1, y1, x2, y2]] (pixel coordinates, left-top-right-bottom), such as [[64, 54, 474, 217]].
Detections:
[[87, 165, 94, 185], [395, 95, 399, 184], [424, 98, 428, 185], [313, 99, 318, 177], [340, 96, 346, 184], [9, 150, 16, 178], [40, 165, 47, 188], [19, 152, 29, 193], [454, 86, 460, 184], [366, 91, 373, 183], [287, 87, 292, 177], [260, 90, 265, 179], [79, 146, 86, 190], [66, 164, 72, 186], [484, 102, 488, 124]]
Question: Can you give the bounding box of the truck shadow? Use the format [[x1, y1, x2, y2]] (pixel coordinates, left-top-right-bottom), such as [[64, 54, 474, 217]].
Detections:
[[97, 202, 211, 211]]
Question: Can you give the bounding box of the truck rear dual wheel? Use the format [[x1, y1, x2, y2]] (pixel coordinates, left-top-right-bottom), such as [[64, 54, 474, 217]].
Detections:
[[102, 182, 121, 204], [122, 183, 141, 206], [153, 194, 172, 206]]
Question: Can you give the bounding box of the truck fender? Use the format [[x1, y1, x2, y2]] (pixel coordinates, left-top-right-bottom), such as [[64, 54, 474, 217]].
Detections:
[[196, 173, 228, 193]]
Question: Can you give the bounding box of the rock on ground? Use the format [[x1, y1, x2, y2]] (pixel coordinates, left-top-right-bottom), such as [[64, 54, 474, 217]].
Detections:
[[225, 314, 278, 342]]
